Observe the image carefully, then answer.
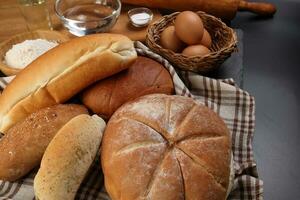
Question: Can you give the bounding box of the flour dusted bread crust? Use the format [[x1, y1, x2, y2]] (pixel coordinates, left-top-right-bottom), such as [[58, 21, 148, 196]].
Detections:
[[101, 94, 232, 200], [0, 104, 88, 181], [0, 34, 137, 133], [34, 114, 106, 200], [81, 56, 174, 119]]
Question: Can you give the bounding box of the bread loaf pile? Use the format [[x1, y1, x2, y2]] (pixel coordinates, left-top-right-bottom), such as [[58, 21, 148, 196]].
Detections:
[[0, 34, 137, 133], [0, 33, 232, 200], [0, 33, 136, 198]]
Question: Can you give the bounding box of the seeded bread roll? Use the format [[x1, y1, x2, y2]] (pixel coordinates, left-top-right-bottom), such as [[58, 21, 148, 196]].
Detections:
[[0, 34, 137, 133], [102, 94, 232, 200], [0, 104, 88, 181], [81, 56, 174, 119], [34, 114, 106, 200]]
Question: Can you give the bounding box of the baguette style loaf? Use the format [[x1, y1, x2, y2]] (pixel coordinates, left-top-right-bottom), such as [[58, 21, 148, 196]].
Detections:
[[0, 34, 137, 133], [0, 104, 88, 181], [34, 114, 106, 200]]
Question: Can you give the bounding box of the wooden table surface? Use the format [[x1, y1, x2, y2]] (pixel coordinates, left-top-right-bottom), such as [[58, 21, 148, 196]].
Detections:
[[0, 0, 162, 42]]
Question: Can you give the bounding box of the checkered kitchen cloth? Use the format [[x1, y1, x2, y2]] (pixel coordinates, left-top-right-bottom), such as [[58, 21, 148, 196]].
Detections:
[[0, 42, 263, 200]]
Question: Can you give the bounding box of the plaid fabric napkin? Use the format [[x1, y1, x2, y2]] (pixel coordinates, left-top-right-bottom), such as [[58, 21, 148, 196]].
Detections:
[[0, 42, 263, 200]]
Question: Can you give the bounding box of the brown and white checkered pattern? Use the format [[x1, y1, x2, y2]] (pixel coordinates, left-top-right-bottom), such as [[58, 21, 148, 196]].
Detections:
[[0, 42, 263, 200]]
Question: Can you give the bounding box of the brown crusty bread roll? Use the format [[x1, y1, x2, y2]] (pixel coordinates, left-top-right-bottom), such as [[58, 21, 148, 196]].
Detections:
[[81, 56, 174, 119], [102, 94, 232, 200], [0, 104, 88, 182], [0, 33, 137, 133], [34, 114, 106, 200]]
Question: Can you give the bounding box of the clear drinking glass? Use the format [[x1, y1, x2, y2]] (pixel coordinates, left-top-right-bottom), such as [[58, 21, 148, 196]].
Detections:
[[18, 0, 53, 31]]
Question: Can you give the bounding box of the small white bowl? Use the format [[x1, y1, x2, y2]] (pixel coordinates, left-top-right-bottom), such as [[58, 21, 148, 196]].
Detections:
[[128, 7, 153, 28]]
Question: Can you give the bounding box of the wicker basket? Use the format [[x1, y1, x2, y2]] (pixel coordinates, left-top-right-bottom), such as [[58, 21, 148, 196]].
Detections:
[[146, 11, 238, 73], [0, 30, 69, 76]]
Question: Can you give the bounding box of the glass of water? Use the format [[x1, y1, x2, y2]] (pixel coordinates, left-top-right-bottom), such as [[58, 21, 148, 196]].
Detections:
[[18, 0, 53, 31]]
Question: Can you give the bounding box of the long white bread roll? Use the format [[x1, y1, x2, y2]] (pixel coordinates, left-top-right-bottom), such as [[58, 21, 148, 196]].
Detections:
[[0, 34, 137, 133], [34, 114, 106, 200]]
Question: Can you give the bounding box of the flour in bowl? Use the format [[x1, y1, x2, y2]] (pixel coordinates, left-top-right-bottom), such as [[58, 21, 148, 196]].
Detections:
[[4, 39, 58, 69]]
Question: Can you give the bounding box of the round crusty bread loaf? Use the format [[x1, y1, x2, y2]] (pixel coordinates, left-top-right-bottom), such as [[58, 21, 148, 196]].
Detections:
[[102, 94, 232, 200], [81, 56, 174, 119], [0, 33, 137, 133], [34, 114, 106, 200], [0, 104, 88, 181]]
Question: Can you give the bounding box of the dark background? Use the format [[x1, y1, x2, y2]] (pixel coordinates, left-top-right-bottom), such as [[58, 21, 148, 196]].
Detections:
[[231, 0, 300, 199]]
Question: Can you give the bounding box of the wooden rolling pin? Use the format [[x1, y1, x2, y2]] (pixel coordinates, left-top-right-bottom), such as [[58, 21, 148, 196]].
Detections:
[[121, 0, 277, 20]]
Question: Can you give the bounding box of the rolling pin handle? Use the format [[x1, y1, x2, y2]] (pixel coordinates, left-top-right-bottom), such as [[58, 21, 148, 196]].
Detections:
[[238, 1, 277, 17]]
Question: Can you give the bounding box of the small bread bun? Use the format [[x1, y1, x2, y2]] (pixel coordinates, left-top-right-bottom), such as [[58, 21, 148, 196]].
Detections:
[[81, 56, 174, 119], [34, 114, 106, 200]]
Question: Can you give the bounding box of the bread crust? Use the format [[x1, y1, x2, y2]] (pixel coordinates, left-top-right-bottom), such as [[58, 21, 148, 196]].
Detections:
[[34, 114, 106, 199], [0, 34, 137, 133], [0, 104, 88, 181], [101, 94, 231, 200], [81, 56, 174, 119]]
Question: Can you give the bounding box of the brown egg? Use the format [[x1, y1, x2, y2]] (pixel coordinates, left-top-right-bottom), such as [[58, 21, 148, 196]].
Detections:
[[160, 26, 185, 52], [175, 11, 204, 45], [182, 45, 211, 57], [201, 29, 212, 48]]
